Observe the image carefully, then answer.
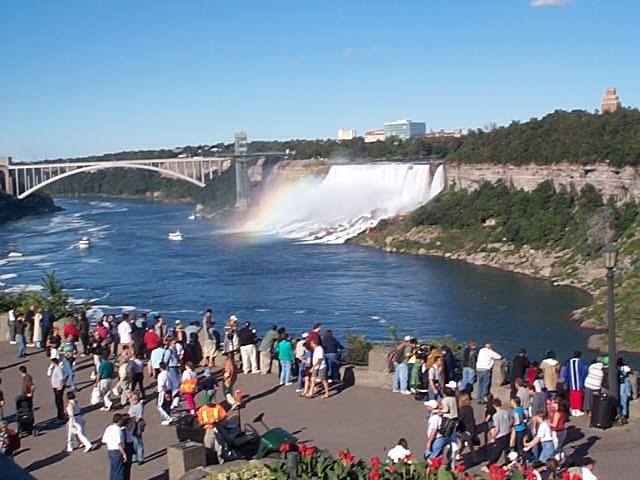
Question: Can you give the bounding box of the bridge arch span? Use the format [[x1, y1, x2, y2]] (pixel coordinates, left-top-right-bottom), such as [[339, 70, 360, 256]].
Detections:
[[16, 163, 206, 199]]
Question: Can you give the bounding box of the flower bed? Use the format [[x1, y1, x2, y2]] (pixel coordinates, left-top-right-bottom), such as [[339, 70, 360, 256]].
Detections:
[[266, 443, 585, 480]]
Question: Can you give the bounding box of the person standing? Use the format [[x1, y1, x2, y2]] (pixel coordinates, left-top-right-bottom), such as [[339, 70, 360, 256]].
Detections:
[[118, 315, 133, 354], [166, 338, 183, 410], [276, 333, 295, 385], [102, 414, 127, 480], [583, 358, 604, 416], [180, 361, 198, 415], [524, 411, 555, 462], [222, 353, 239, 409], [97, 353, 114, 411], [461, 340, 478, 396], [223, 315, 239, 353], [197, 396, 227, 461], [49, 357, 66, 421], [322, 330, 342, 383], [130, 351, 145, 399], [392, 336, 412, 395], [567, 351, 587, 416], [60, 333, 77, 390], [295, 333, 310, 392], [203, 311, 220, 369], [14, 313, 26, 358], [485, 398, 511, 468], [428, 356, 445, 401], [510, 348, 529, 397], [237, 322, 259, 374], [33, 308, 43, 349], [510, 397, 527, 461], [475, 343, 502, 404], [156, 362, 173, 425], [24, 304, 35, 346], [540, 351, 561, 394], [18, 366, 36, 411], [8, 308, 16, 344], [424, 400, 446, 460], [77, 311, 90, 356], [259, 325, 278, 375], [65, 391, 93, 452], [306, 338, 329, 398], [41, 307, 56, 349], [128, 393, 145, 465], [143, 326, 162, 362]]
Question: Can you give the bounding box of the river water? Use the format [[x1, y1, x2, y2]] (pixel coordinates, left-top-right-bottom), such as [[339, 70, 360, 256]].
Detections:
[[0, 197, 592, 361]]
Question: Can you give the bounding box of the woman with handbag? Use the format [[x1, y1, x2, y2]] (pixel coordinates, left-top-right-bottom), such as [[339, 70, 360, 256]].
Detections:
[[65, 391, 93, 453]]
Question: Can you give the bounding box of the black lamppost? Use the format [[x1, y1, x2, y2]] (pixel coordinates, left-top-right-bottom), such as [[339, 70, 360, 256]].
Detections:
[[602, 244, 618, 402]]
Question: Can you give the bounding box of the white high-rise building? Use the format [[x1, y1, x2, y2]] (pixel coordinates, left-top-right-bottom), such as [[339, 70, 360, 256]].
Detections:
[[337, 128, 357, 141]]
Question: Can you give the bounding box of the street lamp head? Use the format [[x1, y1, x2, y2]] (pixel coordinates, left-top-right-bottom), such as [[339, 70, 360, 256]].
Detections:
[[602, 244, 618, 270]]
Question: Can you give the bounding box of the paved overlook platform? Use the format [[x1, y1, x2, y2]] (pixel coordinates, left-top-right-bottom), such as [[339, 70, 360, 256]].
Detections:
[[0, 341, 638, 480]]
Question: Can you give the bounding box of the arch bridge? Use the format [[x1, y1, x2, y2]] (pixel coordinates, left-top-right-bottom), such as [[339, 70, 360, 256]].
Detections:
[[0, 153, 287, 206]]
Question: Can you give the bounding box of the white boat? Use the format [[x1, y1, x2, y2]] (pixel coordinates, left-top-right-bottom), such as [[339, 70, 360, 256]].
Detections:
[[188, 213, 196, 220], [78, 237, 91, 249], [168, 230, 183, 241], [7, 252, 23, 258]]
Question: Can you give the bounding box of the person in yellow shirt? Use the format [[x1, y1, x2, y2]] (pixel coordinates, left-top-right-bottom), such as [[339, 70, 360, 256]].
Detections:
[[197, 396, 227, 462]]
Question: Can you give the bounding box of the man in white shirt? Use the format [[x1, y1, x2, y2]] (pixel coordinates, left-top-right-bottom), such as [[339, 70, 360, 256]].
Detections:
[[475, 343, 501, 404], [50, 358, 66, 421], [118, 317, 133, 352], [156, 362, 173, 425], [102, 413, 127, 480], [581, 457, 598, 480], [424, 400, 446, 459], [387, 438, 412, 463], [305, 339, 329, 398]]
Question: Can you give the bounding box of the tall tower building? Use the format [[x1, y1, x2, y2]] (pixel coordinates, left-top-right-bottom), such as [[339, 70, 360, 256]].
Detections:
[[601, 88, 621, 113]]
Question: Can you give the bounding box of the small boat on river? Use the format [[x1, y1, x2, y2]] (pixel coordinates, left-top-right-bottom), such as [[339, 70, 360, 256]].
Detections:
[[168, 230, 183, 241], [78, 237, 91, 249], [7, 252, 23, 258]]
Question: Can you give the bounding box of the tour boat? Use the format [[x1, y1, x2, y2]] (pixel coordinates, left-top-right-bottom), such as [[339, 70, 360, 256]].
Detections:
[[7, 252, 23, 258], [168, 230, 183, 241], [78, 237, 91, 249]]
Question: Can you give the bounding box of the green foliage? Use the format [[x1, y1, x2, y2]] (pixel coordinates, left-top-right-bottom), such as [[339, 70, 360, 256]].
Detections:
[[1, 271, 79, 320], [0, 191, 59, 224], [208, 460, 273, 480], [408, 181, 639, 259], [342, 330, 372, 366], [448, 108, 640, 167]]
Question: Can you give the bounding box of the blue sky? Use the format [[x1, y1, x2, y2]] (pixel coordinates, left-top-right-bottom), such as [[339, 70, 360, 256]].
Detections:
[[1, 0, 638, 161]]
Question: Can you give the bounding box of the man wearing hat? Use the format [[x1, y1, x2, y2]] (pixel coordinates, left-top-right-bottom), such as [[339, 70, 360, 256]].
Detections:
[[197, 395, 227, 461], [392, 336, 413, 395], [424, 400, 446, 460]]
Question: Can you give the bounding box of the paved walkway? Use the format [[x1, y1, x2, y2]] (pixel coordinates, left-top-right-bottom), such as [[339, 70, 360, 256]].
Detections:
[[0, 342, 637, 479]]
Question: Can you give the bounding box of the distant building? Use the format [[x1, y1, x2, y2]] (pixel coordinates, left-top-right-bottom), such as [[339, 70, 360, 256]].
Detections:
[[364, 129, 385, 143], [383, 119, 426, 140], [425, 128, 463, 138], [601, 88, 621, 113], [337, 128, 357, 141]]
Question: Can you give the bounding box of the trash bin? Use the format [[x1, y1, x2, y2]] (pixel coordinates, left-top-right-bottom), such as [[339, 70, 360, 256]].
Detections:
[[590, 393, 614, 429]]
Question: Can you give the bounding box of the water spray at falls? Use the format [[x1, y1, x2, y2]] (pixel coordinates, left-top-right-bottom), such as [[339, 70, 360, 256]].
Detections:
[[242, 163, 445, 244]]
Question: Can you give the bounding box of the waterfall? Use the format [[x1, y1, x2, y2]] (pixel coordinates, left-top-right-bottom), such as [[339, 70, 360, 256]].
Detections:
[[245, 162, 445, 244]]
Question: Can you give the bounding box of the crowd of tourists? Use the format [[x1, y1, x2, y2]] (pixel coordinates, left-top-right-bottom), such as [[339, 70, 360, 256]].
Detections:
[[1, 305, 633, 479], [389, 338, 634, 478], [1, 306, 344, 479]]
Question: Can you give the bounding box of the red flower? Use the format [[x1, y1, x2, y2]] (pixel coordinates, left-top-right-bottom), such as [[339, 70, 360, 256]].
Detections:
[[387, 466, 396, 473], [304, 447, 315, 458], [279, 443, 291, 453], [298, 443, 310, 455], [369, 470, 381, 480], [338, 450, 347, 460], [402, 453, 413, 463], [370, 456, 381, 469], [338, 449, 354, 463], [454, 465, 466, 474], [430, 457, 444, 470], [561, 471, 571, 480]]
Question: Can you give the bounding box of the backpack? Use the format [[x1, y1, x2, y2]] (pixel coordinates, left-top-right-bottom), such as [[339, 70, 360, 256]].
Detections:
[[439, 417, 458, 438]]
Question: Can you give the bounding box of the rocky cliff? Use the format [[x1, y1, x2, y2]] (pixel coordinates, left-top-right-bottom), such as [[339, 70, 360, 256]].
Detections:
[[446, 161, 640, 202]]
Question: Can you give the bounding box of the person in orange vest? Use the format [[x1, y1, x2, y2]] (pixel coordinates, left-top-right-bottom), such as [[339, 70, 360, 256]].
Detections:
[[197, 395, 227, 462]]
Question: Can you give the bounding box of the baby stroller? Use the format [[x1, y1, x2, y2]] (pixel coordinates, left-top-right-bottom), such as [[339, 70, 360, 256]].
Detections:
[[15, 396, 38, 437]]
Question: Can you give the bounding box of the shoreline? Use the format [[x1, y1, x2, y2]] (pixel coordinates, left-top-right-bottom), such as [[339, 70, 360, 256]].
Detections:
[[349, 223, 640, 355]]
